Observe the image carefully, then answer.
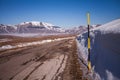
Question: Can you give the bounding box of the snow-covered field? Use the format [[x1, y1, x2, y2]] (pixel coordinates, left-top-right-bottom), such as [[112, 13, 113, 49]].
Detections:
[[77, 19, 120, 80]]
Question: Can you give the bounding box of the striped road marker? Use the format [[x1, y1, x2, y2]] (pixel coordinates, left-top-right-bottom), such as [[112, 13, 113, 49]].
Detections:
[[87, 12, 91, 71]]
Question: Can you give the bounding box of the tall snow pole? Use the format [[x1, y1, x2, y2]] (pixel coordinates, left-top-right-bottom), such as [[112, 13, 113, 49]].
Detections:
[[87, 12, 91, 71]]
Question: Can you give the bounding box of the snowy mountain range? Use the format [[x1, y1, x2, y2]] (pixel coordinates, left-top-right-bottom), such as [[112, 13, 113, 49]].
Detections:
[[65, 24, 101, 34], [0, 21, 101, 34], [0, 21, 64, 33]]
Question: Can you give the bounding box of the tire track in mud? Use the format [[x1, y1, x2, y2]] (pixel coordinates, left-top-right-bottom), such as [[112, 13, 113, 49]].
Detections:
[[23, 63, 43, 80], [41, 75, 46, 80], [10, 62, 43, 80], [9, 51, 50, 80], [52, 54, 69, 80], [7, 41, 63, 80], [25, 39, 73, 80], [8, 50, 49, 80], [51, 55, 66, 80], [9, 40, 69, 80], [25, 54, 67, 80]]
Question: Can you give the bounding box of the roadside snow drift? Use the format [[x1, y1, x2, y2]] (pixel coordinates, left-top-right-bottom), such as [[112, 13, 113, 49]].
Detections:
[[0, 37, 74, 51], [77, 19, 120, 80]]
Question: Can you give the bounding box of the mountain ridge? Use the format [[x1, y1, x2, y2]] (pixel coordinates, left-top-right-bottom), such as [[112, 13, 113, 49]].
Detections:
[[0, 21, 64, 33]]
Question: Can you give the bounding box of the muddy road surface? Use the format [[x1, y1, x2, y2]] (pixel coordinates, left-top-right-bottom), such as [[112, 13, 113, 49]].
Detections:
[[0, 37, 86, 80]]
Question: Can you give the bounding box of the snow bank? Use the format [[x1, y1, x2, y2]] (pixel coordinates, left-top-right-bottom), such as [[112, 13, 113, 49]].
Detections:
[[77, 19, 120, 80]]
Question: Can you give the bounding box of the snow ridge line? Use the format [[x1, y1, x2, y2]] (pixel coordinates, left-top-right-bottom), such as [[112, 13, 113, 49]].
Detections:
[[0, 37, 74, 51]]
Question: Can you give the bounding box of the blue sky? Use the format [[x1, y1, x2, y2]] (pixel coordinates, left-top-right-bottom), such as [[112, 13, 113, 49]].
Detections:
[[0, 0, 120, 28]]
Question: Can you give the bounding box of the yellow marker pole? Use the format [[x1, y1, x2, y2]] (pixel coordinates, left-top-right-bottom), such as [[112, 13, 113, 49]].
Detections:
[[87, 12, 91, 71]]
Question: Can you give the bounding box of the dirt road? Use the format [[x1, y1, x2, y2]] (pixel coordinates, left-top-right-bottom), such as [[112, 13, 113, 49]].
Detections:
[[0, 37, 86, 80]]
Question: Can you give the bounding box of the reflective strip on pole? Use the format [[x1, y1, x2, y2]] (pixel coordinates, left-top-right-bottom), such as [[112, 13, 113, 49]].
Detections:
[[87, 12, 91, 71], [88, 37, 90, 49], [87, 13, 90, 25], [88, 61, 91, 70]]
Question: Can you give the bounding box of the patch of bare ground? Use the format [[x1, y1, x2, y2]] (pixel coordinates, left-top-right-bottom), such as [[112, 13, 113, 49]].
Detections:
[[62, 40, 88, 80]]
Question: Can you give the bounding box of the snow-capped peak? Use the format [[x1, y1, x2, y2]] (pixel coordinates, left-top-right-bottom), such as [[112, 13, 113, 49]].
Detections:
[[40, 22, 54, 27], [19, 21, 55, 30], [20, 21, 54, 27]]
